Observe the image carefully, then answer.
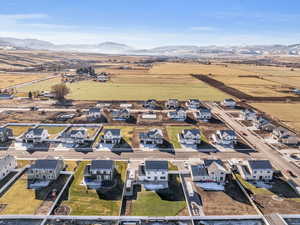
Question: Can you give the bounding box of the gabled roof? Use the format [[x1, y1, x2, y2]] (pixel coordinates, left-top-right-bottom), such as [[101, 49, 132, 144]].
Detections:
[[26, 128, 46, 136], [89, 108, 101, 113], [203, 159, 224, 167], [91, 160, 114, 170], [207, 161, 227, 173], [70, 129, 86, 136], [182, 129, 200, 136], [198, 108, 211, 113], [191, 165, 208, 177], [224, 98, 235, 102], [140, 128, 163, 139], [104, 129, 121, 136], [248, 160, 272, 170], [218, 130, 236, 138], [31, 159, 61, 169], [145, 160, 168, 170]]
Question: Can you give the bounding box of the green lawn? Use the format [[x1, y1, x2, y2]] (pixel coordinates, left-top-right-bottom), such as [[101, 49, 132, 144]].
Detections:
[[130, 175, 187, 216], [63, 161, 127, 216], [17, 78, 230, 101], [166, 126, 206, 149], [0, 175, 43, 214]]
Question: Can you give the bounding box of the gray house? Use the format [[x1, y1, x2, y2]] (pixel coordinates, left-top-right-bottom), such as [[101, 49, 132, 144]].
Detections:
[[194, 108, 212, 121], [87, 108, 102, 120], [84, 160, 115, 189], [253, 116, 275, 131], [165, 99, 179, 109], [27, 159, 65, 189], [101, 129, 122, 144], [167, 109, 187, 121], [186, 99, 201, 109], [179, 129, 201, 145], [62, 128, 89, 144], [241, 108, 257, 121], [0, 155, 17, 180], [111, 108, 130, 121], [237, 160, 273, 181], [139, 128, 163, 145], [23, 128, 49, 143], [272, 127, 299, 145], [0, 127, 13, 143], [143, 99, 158, 109]]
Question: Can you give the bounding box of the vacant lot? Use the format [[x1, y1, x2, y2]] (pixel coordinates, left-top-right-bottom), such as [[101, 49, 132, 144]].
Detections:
[[251, 103, 300, 132], [18, 74, 230, 101], [236, 175, 300, 214], [6, 125, 32, 137], [62, 161, 127, 216], [195, 177, 257, 215], [129, 175, 187, 216]]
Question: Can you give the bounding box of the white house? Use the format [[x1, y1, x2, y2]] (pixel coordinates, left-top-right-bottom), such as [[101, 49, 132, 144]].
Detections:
[[222, 98, 236, 108], [111, 108, 130, 121], [62, 128, 89, 144], [138, 160, 169, 189], [190, 159, 227, 183], [241, 108, 257, 121], [23, 128, 49, 143], [186, 99, 201, 109], [139, 128, 163, 145], [167, 109, 187, 121], [253, 116, 275, 131], [0, 155, 17, 180], [179, 129, 201, 145], [27, 159, 65, 189], [272, 127, 299, 145], [237, 160, 273, 181], [165, 99, 179, 109], [193, 108, 212, 121], [212, 130, 237, 147], [101, 129, 122, 145]]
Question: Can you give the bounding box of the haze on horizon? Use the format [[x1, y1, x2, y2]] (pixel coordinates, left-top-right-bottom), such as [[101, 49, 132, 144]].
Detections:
[[0, 0, 300, 48]]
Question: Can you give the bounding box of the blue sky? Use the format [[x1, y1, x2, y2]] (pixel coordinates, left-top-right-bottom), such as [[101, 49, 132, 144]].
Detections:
[[0, 0, 300, 48]]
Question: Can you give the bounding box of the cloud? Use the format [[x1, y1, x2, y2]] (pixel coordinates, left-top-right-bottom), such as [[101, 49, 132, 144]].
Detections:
[[189, 26, 216, 31]]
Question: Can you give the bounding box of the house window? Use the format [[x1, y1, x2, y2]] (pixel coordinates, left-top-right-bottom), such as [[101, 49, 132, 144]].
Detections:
[[254, 171, 257, 174], [160, 177, 166, 180], [267, 171, 271, 173]]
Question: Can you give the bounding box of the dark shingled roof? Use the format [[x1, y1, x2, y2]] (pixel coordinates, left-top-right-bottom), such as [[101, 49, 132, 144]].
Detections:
[[182, 129, 200, 136], [91, 160, 114, 170], [104, 129, 120, 136], [248, 160, 272, 170], [31, 159, 60, 169], [145, 160, 168, 170], [27, 128, 46, 136], [191, 165, 208, 177], [204, 159, 224, 167]]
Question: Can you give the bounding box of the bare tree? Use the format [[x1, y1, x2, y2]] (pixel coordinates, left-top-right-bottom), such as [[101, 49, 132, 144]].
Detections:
[[51, 83, 70, 100]]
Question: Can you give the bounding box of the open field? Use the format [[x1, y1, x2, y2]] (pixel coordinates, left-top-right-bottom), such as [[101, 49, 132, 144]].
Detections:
[[129, 175, 187, 216], [0, 73, 55, 89], [62, 161, 127, 216], [251, 103, 300, 132], [236, 175, 300, 214], [16, 77, 61, 93], [0, 174, 43, 214], [6, 125, 32, 137], [17, 74, 230, 101]]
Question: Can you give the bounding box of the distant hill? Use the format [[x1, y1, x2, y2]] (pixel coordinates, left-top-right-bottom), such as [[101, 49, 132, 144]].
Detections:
[[0, 37, 299, 56]]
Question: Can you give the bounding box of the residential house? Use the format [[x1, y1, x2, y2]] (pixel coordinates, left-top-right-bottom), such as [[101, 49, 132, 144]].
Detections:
[[190, 159, 227, 183], [63, 128, 89, 144], [143, 99, 158, 109], [186, 99, 201, 109], [111, 108, 130, 121], [253, 116, 275, 131], [87, 108, 102, 120], [241, 108, 257, 121], [193, 108, 212, 121], [0, 155, 17, 180], [96, 73, 109, 82], [139, 128, 163, 145], [222, 98, 236, 108], [23, 128, 49, 143], [272, 127, 299, 145], [101, 129, 122, 145], [0, 93, 14, 100], [212, 130, 237, 147], [165, 99, 179, 109], [179, 129, 201, 145], [0, 127, 13, 143], [138, 160, 169, 189], [84, 160, 115, 189], [167, 109, 187, 121], [27, 159, 65, 189], [237, 160, 273, 181]]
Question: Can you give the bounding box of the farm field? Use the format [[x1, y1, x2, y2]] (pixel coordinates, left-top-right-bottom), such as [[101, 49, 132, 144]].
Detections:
[[129, 175, 187, 216], [18, 74, 230, 101], [251, 103, 300, 131], [62, 161, 127, 216], [0, 73, 55, 89]]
